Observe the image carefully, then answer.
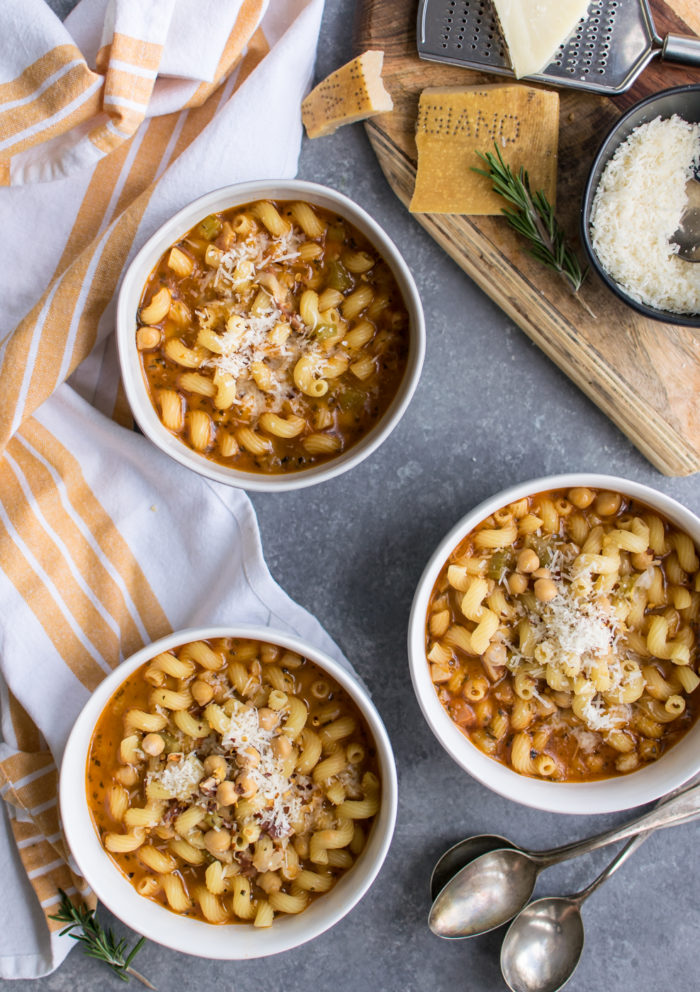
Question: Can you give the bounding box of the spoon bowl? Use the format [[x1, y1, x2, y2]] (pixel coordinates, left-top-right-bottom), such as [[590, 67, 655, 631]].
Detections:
[[429, 847, 540, 938], [500, 898, 585, 992], [430, 834, 515, 902]]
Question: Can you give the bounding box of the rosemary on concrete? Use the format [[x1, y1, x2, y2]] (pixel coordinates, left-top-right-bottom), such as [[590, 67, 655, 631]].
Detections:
[[474, 144, 594, 316], [50, 890, 156, 989]]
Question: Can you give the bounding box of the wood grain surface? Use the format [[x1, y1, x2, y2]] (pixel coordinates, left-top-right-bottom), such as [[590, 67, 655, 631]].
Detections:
[[354, 0, 700, 476]]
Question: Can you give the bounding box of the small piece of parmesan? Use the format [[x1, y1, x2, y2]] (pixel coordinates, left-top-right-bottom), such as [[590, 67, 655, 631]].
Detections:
[[590, 114, 700, 314], [302, 51, 393, 139]]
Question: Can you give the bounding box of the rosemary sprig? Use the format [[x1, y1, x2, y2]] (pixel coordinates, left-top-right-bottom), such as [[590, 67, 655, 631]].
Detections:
[[474, 144, 594, 316], [50, 890, 156, 990]]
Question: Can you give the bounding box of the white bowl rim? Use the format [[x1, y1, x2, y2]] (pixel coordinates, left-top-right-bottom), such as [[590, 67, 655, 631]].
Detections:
[[407, 473, 700, 815], [60, 624, 398, 958], [116, 179, 425, 492]]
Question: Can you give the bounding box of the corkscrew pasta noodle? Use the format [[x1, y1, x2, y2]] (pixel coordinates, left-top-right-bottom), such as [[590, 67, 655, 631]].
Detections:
[[425, 487, 700, 781], [87, 637, 381, 925], [136, 200, 409, 474]]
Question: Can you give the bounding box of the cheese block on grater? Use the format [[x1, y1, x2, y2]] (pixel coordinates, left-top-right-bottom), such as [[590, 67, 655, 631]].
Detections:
[[491, 0, 591, 79], [302, 50, 393, 139], [410, 84, 559, 215]]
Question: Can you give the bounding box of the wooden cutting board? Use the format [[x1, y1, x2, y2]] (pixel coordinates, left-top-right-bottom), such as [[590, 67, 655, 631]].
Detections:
[[354, 0, 700, 476]]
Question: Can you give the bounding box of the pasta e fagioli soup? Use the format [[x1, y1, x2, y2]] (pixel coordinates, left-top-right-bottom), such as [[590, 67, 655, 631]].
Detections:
[[86, 635, 382, 926], [135, 197, 410, 475], [423, 486, 700, 782]]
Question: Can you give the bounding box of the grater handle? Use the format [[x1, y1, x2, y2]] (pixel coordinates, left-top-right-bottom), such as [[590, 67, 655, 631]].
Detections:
[[661, 33, 700, 67]]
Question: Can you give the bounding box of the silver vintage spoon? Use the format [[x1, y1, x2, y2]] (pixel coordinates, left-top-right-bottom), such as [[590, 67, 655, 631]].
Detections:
[[500, 832, 647, 992], [429, 779, 700, 939]]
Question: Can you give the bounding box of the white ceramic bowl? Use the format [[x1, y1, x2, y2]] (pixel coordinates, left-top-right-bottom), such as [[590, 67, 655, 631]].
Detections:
[[408, 473, 700, 814], [60, 625, 398, 958], [116, 180, 425, 491]]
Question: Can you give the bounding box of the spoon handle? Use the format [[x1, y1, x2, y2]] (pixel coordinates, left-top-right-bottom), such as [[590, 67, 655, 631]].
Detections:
[[573, 831, 648, 906], [535, 780, 700, 865]]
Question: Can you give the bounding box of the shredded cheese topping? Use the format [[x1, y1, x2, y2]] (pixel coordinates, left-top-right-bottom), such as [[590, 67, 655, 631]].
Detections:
[[196, 229, 329, 417], [221, 705, 312, 837], [506, 548, 641, 732], [149, 753, 205, 801]]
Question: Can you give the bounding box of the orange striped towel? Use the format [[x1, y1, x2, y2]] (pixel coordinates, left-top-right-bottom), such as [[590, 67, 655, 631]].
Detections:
[[0, 0, 330, 978]]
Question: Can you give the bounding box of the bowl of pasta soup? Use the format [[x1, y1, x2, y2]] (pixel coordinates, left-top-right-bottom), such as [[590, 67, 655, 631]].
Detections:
[[116, 181, 424, 490], [408, 475, 700, 813], [60, 626, 397, 957]]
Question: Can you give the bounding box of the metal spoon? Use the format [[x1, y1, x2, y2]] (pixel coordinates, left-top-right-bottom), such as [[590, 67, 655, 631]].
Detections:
[[500, 832, 647, 992], [429, 778, 700, 939], [430, 834, 515, 901], [671, 177, 700, 262]]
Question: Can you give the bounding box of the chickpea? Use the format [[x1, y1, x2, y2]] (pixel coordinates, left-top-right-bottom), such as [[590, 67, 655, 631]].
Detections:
[[594, 491, 622, 516], [568, 487, 595, 509], [216, 781, 238, 807], [136, 326, 161, 351], [204, 828, 231, 854], [517, 548, 540, 573], [238, 746, 261, 769], [204, 754, 227, 776], [235, 773, 258, 798], [141, 733, 165, 756], [257, 707, 278, 730], [532, 567, 551, 579], [272, 735, 292, 760], [534, 577, 558, 602], [115, 766, 139, 787], [508, 572, 528, 595], [191, 680, 214, 706]]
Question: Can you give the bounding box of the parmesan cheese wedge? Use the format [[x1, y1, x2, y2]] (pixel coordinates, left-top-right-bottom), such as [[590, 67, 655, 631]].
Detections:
[[410, 84, 559, 215], [491, 0, 591, 79], [302, 50, 393, 139]]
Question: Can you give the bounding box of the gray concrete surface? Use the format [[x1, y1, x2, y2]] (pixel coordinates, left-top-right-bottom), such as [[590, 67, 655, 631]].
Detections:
[[19, 1, 700, 990]]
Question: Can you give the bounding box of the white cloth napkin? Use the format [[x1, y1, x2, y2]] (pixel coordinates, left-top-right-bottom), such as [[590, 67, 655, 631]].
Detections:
[[0, 0, 330, 977]]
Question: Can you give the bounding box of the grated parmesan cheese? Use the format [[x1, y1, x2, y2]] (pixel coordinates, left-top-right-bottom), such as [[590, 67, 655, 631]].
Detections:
[[148, 752, 205, 801], [221, 704, 312, 837], [506, 548, 644, 733], [590, 114, 700, 314], [197, 228, 324, 417]]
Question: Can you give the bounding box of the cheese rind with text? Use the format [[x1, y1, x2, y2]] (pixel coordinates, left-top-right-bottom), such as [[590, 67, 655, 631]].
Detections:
[[410, 84, 559, 215]]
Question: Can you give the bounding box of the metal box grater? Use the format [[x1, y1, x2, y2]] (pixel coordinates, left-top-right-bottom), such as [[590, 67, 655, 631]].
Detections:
[[416, 0, 700, 95]]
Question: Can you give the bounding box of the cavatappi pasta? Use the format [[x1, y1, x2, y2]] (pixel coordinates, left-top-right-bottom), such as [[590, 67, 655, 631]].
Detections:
[[425, 487, 700, 781], [136, 200, 409, 473], [87, 638, 380, 925]]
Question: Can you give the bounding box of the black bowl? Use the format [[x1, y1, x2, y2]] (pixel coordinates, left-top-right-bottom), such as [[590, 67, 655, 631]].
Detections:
[[581, 84, 700, 329]]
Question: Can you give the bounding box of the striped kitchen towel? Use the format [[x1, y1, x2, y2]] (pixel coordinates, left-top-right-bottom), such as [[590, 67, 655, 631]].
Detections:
[[0, 0, 329, 978]]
